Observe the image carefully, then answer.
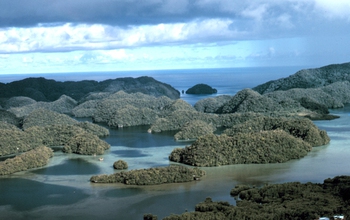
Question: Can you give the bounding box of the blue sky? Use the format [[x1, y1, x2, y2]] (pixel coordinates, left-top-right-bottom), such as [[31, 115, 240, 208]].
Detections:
[[0, 0, 350, 74]]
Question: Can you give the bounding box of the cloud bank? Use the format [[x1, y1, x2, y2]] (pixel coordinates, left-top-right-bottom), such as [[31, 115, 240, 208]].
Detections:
[[0, 0, 349, 73]]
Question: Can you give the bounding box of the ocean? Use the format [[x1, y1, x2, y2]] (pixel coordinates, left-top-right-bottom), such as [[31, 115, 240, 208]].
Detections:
[[1, 66, 350, 220]]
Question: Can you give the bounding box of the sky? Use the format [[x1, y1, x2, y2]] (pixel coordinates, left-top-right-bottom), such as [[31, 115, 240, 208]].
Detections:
[[0, 0, 350, 74]]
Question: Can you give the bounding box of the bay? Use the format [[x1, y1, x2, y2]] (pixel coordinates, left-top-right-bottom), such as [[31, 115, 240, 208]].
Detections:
[[1, 66, 349, 220]]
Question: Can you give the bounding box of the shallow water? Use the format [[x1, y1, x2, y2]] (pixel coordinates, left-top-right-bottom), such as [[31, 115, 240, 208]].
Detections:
[[1, 67, 349, 219]]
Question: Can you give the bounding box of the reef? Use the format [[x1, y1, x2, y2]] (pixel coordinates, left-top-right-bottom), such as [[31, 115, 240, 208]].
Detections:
[[90, 165, 205, 185]]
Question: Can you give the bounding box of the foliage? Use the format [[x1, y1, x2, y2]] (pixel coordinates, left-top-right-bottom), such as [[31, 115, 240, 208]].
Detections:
[[170, 130, 312, 166], [63, 132, 110, 155], [0, 146, 53, 175], [90, 165, 205, 185], [113, 160, 128, 170], [186, 84, 217, 94], [160, 176, 350, 219], [223, 116, 330, 147], [174, 120, 216, 141]]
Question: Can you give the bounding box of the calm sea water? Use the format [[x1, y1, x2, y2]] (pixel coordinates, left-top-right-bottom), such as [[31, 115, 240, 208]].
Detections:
[[1, 66, 350, 220]]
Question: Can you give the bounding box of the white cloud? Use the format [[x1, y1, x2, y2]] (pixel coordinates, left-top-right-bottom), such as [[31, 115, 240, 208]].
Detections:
[[276, 13, 294, 29], [0, 19, 244, 53], [241, 4, 268, 21], [313, 0, 350, 20]]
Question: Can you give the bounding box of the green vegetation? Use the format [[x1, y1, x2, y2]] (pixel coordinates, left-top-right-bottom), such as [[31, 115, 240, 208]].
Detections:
[[113, 160, 128, 170], [170, 130, 312, 166], [161, 175, 350, 220], [90, 165, 205, 185], [174, 120, 216, 141], [186, 84, 217, 94], [223, 116, 330, 147], [0, 146, 53, 175], [63, 132, 110, 155]]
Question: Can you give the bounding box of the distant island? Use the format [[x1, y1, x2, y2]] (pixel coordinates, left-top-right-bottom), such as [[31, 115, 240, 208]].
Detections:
[[185, 83, 217, 94]]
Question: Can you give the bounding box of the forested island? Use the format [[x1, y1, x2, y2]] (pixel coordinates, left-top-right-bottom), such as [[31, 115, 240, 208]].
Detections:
[[1, 62, 350, 219]]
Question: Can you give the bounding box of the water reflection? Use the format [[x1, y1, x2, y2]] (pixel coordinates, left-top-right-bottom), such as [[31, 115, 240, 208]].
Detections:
[[112, 149, 150, 158], [31, 158, 101, 175], [103, 188, 144, 198], [0, 178, 88, 211]]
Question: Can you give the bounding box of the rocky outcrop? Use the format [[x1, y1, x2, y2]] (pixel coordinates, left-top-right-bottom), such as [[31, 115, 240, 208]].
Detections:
[[194, 95, 232, 113], [162, 176, 350, 219], [253, 62, 350, 94], [170, 130, 313, 166], [186, 84, 217, 94], [0, 146, 53, 175], [8, 95, 77, 117], [113, 160, 128, 170], [0, 76, 180, 102], [223, 116, 330, 147], [174, 120, 216, 141], [90, 165, 205, 185]]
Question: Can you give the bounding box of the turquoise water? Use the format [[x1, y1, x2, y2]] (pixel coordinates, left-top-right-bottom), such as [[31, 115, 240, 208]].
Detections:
[[2, 66, 349, 220]]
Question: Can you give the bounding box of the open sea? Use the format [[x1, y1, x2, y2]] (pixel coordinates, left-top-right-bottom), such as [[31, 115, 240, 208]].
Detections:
[[1, 66, 350, 220]]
